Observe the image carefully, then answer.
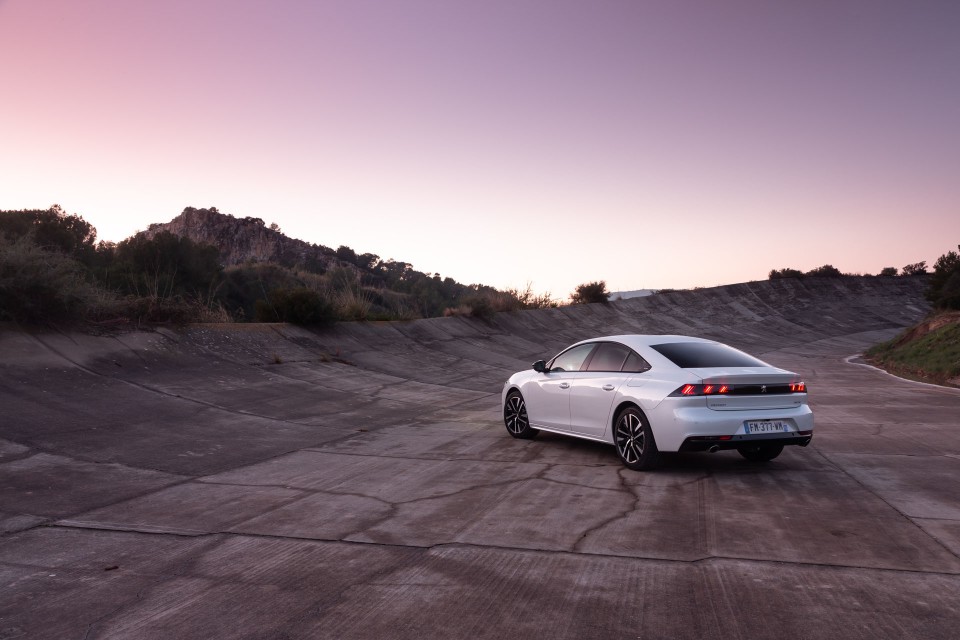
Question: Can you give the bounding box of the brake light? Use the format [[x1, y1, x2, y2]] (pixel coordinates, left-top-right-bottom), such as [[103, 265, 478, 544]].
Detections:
[[672, 384, 735, 397], [790, 382, 806, 393]]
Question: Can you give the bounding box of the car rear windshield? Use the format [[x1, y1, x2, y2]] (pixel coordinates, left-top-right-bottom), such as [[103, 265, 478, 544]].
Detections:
[[649, 342, 767, 368]]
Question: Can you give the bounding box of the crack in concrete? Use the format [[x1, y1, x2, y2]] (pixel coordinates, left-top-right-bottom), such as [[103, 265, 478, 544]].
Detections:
[[571, 468, 641, 553]]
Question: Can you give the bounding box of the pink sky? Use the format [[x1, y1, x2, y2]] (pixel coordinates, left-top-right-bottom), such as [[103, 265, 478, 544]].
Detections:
[[2, 0, 958, 297]]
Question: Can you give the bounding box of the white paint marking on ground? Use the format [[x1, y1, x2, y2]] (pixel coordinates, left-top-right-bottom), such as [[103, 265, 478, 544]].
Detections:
[[844, 355, 960, 394]]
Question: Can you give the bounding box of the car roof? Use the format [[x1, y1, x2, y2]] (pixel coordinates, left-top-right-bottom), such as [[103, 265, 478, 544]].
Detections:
[[570, 334, 717, 350]]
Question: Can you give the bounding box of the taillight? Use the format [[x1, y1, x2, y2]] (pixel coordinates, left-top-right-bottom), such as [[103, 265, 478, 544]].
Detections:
[[790, 382, 806, 393], [671, 384, 734, 397]]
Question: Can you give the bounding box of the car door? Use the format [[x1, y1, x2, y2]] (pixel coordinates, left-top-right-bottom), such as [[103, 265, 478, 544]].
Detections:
[[523, 343, 597, 431], [570, 343, 651, 438]]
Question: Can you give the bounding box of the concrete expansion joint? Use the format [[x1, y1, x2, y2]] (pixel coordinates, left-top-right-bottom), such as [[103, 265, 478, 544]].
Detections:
[[80, 588, 153, 640], [0, 516, 52, 536], [198, 480, 397, 508], [427, 541, 960, 576], [817, 452, 960, 562], [30, 332, 346, 429], [383, 474, 538, 506], [0, 448, 39, 465], [49, 520, 218, 539], [298, 447, 579, 470], [42, 474, 200, 523]]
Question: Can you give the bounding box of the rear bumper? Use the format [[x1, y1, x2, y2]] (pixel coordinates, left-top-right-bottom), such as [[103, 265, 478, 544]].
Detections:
[[650, 403, 814, 452], [679, 431, 813, 452]]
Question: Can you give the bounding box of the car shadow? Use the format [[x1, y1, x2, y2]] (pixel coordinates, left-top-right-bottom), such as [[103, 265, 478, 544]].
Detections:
[[533, 432, 814, 474]]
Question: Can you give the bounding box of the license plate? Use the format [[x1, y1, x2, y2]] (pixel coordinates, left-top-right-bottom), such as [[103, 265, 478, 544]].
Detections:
[[744, 420, 789, 434]]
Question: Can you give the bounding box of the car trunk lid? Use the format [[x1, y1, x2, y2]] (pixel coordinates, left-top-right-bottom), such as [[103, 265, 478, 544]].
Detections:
[[688, 367, 806, 411]]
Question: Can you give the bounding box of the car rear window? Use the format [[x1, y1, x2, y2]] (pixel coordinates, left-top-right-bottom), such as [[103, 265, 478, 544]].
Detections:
[[649, 342, 767, 368]]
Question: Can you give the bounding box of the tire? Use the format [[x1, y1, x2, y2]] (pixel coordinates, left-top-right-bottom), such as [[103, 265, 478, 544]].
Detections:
[[737, 443, 784, 462], [503, 391, 538, 439], [614, 406, 659, 471]]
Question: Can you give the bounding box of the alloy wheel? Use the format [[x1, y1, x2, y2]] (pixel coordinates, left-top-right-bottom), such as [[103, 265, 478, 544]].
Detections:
[[504, 394, 529, 435], [616, 411, 644, 464]]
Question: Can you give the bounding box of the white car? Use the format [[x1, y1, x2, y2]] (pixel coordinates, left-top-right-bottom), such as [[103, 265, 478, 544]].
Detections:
[[502, 335, 813, 470]]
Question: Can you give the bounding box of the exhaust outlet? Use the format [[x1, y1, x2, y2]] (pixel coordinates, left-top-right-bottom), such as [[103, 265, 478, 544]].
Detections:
[[707, 445, 720, 453]]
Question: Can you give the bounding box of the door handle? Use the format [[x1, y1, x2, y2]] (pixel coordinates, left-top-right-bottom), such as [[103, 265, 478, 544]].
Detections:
[[559, 382, 570, 389], [602, 384, 615, 391]]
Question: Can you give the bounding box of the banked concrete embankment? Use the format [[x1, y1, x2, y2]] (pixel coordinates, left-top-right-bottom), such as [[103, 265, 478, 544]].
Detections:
[[160, 275, 923, 391], [3, 275, 930, 394], [0, 275, 929, 479]]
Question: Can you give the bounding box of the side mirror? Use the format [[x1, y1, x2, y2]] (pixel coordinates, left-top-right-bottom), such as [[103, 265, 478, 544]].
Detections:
[[532, 360, 548, 373]]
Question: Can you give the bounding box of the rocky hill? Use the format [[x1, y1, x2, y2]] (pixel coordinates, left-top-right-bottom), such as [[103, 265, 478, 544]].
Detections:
[[136, 206, 511, 319], [145, 207, 345, 273]]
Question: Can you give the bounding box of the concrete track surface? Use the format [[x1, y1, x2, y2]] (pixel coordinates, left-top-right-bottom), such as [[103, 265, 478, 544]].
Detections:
[[2, 277, 959, 639]]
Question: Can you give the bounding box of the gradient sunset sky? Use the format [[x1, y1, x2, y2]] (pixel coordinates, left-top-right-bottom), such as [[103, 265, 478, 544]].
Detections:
[[2, 0, 958, 297]]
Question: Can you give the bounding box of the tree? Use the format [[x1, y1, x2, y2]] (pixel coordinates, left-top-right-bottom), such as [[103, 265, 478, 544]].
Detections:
[[805, 264, 842, 278], [879, 267, 898, 277], [927, 245, 960, 308], [336, 245, 358, 265], [902, 261, 928, 276], [112, 231, 221, 298], [0, 205, 97, 265], [571, 281, 609, 304], [938, 271, 960, 310], [357, 252, 380, 270]]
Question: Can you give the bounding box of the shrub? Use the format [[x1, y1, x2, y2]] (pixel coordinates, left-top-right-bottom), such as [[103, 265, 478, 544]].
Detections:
[[768, 268, 804, 279], [879, 267, 898, 277], [117, 295, 227, 325], [503, 283, 556, 309], [217, 263, 303, 321], [463, 294, 495, 319], [255, 287, 336, 325], [0, 233, 111, 324], [570, 281, 609, 304], [327, 266, 357, 292], [335, 286, 373, 321], [442, 294, 496, 320], [443, 305, 472, 318]]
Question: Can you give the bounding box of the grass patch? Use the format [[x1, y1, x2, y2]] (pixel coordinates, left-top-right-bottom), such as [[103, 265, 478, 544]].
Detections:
[[866, 312, 960, 386]]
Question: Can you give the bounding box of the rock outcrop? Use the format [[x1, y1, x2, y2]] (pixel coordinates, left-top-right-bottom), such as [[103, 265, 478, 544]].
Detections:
[[145, 207, 342, 272]]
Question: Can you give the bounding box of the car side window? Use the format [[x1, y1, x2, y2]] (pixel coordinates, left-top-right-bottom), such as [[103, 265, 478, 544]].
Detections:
[[585, 342, 632, 372], [548, 344, 596, 372], [622, 351, 651, 373]]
